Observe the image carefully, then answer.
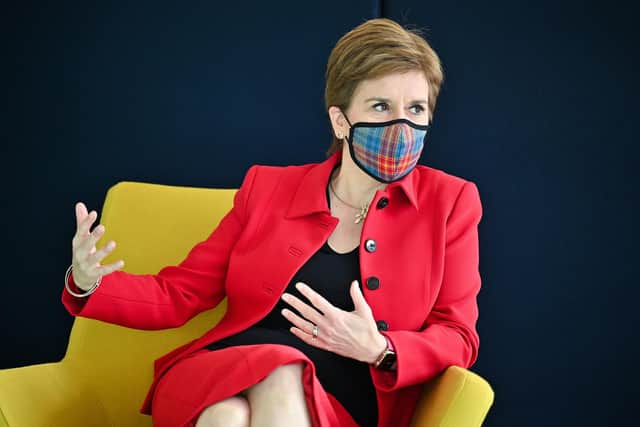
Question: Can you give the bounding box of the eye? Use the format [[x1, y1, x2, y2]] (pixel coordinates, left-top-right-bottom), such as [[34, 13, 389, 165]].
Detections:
[[410, 104, 425, 114], [372, 102, 389, 112]]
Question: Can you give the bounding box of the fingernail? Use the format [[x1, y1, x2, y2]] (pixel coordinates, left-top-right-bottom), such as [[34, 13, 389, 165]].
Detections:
[[296, 282, 305, 290], [281, 293, 289, 301]]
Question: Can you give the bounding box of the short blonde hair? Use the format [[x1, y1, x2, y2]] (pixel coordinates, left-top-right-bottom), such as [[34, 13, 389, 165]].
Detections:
[[324, 18, 444, 157]]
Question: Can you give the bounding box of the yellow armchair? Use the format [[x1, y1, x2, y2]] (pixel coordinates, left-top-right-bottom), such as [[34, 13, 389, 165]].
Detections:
[[0, 181, 494, 427]]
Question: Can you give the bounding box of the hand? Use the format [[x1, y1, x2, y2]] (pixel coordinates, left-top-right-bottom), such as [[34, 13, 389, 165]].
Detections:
[[280, 280, 388, 364], [71, 202, 125, 290]]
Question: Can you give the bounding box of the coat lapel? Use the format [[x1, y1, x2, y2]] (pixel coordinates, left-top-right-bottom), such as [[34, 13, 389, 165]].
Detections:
[[206, 150, 422, 334]]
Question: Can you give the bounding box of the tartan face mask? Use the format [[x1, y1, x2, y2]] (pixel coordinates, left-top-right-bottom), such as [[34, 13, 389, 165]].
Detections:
[[341, 110, 430, 183]]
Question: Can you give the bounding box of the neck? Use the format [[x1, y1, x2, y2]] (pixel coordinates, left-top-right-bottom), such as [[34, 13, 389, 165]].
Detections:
[[331, 149, 388, 207]]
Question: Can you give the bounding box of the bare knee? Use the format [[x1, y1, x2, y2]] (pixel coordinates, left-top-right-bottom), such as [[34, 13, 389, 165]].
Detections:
[[244, 362, 311, 425], [247, 363, 305, 404], [195, 395, 250, 427], [262, 363, 304, 392]]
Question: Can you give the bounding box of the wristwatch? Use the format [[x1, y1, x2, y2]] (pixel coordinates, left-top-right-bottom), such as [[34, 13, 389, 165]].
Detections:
[[373, 336, 397, 370]]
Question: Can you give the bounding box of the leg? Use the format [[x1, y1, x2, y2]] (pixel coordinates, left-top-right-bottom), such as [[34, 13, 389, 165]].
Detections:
[[194, 395, 250, 427], [244, 363, 312, 427]]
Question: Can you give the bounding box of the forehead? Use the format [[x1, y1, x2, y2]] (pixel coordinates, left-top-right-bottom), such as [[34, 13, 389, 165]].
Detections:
[[353, 70, 429, 100]]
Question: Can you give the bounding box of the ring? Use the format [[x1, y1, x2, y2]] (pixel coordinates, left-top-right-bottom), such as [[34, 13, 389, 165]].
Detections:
[[312, 325, 319, 339]]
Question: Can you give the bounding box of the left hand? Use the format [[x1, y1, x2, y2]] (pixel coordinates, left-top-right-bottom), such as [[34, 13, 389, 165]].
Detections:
[[280, 280, 387, 364]]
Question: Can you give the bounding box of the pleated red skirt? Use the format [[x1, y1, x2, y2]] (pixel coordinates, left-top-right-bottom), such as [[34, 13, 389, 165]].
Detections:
[[150, 344, 362, 427]]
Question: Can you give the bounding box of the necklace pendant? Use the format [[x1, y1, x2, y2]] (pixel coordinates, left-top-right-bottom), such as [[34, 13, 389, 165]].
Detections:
[[354, 206, 368, 224]]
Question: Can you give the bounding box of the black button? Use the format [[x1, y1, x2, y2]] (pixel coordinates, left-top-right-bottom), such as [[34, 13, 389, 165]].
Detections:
[[365, 239, 377, 253], [366, 277, 380, 290], [376, 197, 389, 209], [376, 320, 389, 331]]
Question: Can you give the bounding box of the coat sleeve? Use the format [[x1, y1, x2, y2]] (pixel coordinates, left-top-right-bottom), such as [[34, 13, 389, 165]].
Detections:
[[370, 180, 483, 390], [61, 165, 259, 330]]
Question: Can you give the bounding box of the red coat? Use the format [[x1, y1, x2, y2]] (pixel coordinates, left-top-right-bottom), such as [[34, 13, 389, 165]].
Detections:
[[62, 150, 483, 427]]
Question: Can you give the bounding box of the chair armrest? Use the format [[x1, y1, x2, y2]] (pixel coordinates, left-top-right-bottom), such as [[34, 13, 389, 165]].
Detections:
[[0, 361, 109, 427], [410, 365, 494, 427]]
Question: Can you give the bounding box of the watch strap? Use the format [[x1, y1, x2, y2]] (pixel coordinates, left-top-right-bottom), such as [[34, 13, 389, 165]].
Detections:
[[374, 335, 396, 369]]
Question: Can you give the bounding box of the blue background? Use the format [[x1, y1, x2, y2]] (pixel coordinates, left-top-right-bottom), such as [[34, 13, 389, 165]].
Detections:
[[3, 1, 638, 426]]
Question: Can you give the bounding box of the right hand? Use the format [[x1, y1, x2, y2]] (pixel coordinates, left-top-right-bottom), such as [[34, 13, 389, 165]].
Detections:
[[71, 202, 125, 291]]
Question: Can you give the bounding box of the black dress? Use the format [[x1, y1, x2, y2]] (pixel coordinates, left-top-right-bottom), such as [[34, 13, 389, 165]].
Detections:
[[204, 166, 378, 427]]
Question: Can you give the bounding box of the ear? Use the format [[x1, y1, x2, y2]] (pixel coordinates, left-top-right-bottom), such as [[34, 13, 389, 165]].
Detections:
[[328, 106, 349, 138]]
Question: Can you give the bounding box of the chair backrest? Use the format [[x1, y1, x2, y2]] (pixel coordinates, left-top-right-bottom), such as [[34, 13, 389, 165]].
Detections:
[[64, 181, 237, 426]]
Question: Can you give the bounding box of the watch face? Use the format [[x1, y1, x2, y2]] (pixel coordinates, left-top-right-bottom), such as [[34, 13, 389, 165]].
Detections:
[[379, 352, 397, 370]]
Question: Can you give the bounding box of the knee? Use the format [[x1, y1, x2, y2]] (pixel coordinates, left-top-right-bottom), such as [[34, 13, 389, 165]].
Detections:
[[264, 363, 304, 391], [194, 395, 250, 427], [249, 362, 306, 403]]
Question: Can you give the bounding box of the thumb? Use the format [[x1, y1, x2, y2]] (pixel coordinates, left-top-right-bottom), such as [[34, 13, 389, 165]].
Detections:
[[350, 280, 371, 315]]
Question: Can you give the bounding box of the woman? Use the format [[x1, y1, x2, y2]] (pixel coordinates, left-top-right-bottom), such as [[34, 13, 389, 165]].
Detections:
[[63, 18, 483, 427]]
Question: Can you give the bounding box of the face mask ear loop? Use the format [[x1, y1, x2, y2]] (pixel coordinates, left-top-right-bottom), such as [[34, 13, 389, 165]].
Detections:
[[340, 109, 354, 143]]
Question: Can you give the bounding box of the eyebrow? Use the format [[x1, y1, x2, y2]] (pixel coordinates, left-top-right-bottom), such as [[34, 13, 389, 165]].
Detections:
[[364, 97, 428, 105]]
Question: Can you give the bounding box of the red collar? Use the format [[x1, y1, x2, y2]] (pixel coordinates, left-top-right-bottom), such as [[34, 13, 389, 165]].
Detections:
[[286, 150, 420, 219]]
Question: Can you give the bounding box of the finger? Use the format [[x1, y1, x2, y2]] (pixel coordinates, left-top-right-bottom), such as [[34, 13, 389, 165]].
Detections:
[[95, 259, 125, 276], [75, 202, 88, 229], [281, 292, 324, 325], [80, 210, 98, 236], [73, 210, 98, 248], [86, 240, 117, 267], [72, 209, 94, 249], [281, 308, 316, 335], [84, 223, 106, 253], [295, 282, 336, 316], [289, 326, 328, 350], [349, 280, 372, 315], [76, 223, 106, 260]]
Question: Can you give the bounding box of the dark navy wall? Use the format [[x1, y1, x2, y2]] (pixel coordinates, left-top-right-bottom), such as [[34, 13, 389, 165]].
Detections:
[[2, 0, 377, 366], [383, 1, 639, 426], [3, 1, 638, 426]]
